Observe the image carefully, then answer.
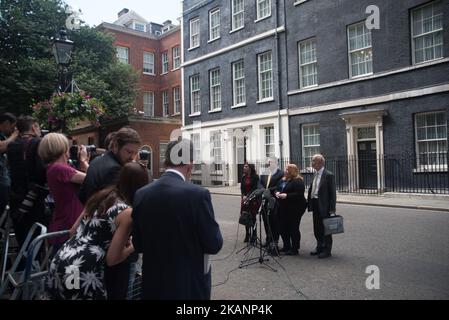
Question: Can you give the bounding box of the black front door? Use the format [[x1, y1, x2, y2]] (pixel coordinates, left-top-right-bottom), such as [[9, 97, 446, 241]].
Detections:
[[358, 141, 377, 189]]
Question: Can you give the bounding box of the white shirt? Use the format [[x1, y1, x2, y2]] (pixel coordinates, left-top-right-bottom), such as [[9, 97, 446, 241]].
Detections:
[[312, 167, 325, 198], [165, 168, 186, 181]]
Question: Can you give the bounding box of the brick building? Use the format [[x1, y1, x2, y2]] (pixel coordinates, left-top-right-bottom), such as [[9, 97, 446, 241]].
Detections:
[[72, 9, 182, 178]]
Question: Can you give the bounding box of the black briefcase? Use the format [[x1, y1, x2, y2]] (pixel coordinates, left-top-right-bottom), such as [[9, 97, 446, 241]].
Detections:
[[323, 214, 344, 235]]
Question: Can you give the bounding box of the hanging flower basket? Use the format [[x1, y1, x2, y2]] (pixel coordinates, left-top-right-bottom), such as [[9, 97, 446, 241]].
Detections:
[[32, 91, 105, 133]]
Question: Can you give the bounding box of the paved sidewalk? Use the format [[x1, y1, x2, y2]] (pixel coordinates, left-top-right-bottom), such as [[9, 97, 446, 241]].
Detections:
[[206, 185, 449, 212]]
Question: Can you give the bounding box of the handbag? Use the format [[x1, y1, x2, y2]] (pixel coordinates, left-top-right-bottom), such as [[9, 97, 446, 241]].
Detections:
[[239, 211, 254, 227], [323, 213, 344, 235]]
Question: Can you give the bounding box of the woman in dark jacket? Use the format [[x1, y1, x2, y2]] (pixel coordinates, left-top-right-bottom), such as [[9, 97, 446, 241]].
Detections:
[[275, 164, 307, 255], [240, 163, 260, 243]]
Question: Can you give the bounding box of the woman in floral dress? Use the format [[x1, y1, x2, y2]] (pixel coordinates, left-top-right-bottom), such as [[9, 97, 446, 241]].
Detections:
[[46, 162, 149, 300]]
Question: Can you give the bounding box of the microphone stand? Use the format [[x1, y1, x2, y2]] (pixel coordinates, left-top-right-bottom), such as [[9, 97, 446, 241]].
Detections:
[[238, 195, 277, 272]]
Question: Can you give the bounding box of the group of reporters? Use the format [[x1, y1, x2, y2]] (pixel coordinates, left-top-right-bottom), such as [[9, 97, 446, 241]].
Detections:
[[0, 113, 150, 299]]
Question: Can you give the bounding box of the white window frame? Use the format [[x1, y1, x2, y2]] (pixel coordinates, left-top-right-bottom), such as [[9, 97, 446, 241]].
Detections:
[[161, 51, 169, 74], [231, 0, 245, 31], [191, 133, 202, 171], [116, 46, 129, 64], [134, 22, 146, 32], [298, 38, 318, 88], [347, 22, 373, 78], [159, 142, 168, 172], [172, 46, 181, 70], [143, 91, 154, 117], [190, 18, 200, 49], [256, 0, 271, 21], [415, 111, 447, 170], [264, 126, 275, 159], [209, 68, 221, 111], [211, 131, 223, 172], [302, 124, 320, 171], [232, 60, 246, 107], [162, 91, 169, 117], [411, 1, 444, 65], [143, 52, 155, 75], [257, 51, 273, 101], [173, 87, 181, 115], [190, 74, 201, 115], [209, 8, 221, 42]]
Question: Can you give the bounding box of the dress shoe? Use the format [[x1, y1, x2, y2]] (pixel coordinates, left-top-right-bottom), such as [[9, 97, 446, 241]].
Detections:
[[279, 247, 290, 253], [318, 252, 331, 259], [286, 249, 299, 256], [310, 250, 320, 256]]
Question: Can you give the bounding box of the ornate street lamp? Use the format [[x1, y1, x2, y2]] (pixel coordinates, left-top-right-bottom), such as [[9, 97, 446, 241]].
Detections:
[[52, 29, 74, 92]]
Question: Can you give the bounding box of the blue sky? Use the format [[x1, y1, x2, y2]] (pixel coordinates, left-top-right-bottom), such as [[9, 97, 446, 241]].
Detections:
[[65, 0, 182, 27]]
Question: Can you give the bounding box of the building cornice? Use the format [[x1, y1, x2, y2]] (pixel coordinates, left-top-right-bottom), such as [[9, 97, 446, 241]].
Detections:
[[288, 57, 449, 96], [182, 109, 288, 130], [288, 84, 449, 116], [182, 26, 286, 67], [99, 22, 180, 40]]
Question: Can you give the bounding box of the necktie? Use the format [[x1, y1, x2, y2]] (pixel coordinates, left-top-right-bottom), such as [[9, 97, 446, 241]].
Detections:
[[266, 173, 272, 188], [312, 173, 318, 197]]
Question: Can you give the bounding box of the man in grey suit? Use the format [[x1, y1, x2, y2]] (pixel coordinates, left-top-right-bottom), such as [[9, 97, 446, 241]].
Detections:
[[132, 139, 223, 300], [307, 154, 336, 259]]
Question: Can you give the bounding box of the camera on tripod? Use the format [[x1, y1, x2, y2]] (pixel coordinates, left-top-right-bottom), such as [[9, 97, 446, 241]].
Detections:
[[139, 149, 150, 161]]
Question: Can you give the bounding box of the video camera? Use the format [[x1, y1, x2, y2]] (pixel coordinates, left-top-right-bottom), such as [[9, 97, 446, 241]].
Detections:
[[69, 144, 96, 168], [139, 149, 150, 161]]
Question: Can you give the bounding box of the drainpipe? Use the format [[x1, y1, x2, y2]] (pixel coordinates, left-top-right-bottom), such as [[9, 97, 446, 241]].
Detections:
[[274, 0, 284, 165]]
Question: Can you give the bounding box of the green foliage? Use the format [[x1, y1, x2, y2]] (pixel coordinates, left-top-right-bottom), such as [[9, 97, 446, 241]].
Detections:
[[0, 0, 67, 115], [0, 1, 138, 122]]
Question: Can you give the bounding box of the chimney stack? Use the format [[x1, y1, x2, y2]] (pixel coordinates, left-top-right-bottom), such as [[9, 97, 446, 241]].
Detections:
[[118, 8, 129, 18]]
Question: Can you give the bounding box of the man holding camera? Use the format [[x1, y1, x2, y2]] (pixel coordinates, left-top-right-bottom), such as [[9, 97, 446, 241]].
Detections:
[[7, 116, 47, 248], [78, 126, 141, 299]]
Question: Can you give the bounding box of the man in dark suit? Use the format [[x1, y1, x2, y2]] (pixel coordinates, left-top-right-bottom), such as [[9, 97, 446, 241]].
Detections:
[[132, 139, 223, 300], [307, 154, 336, 259], [258, 157, 283, 253]]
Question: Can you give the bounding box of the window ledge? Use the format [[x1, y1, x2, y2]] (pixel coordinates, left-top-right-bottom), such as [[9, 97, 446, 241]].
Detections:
[[254, 15, 271, 23], [231, 103, 246, 109], [256, 98, 274, 104], [300, 84, 318, 90], [413, 56, 445, 66], [189, 112, 201, 117], [229, 26, 244, 34], [208, 37, 221, 43], [350, 72, 373, 80], [160, 72, 168, 76], [208, 108, 222, 114], [171, 112, 181, 116], [143, 72, 155, 76], [294, 0, 309, 6], [188, 46, 200, 51], [413, 166, 448, 173], [211, 171, 223, 176], [171, 67, 180, 72]]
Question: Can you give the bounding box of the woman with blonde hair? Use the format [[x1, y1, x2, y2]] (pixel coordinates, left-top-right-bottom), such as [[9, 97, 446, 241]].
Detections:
[[275, 164, 307, 255], [38, 133, 89, 251]]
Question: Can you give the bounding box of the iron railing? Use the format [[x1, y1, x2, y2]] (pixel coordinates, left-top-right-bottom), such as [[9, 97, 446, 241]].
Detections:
[[194, 153, 448, 194]]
